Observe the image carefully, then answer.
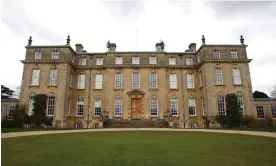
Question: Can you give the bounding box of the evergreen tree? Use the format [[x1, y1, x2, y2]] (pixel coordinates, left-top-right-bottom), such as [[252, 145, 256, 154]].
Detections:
[[226, 94, 242, 127]]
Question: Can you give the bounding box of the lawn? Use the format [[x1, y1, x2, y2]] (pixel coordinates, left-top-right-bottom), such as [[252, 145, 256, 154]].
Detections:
[[2, 131, 276, 166], [213, 127, 276, 132], [1, 128, 78, 133]]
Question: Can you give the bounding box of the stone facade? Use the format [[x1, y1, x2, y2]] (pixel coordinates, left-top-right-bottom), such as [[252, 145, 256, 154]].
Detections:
[[19, 36, 275, 128]]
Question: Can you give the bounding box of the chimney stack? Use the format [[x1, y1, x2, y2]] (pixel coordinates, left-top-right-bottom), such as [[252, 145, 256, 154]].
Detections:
[[75, 44, 83, 53], [188, 43, 197, 52]]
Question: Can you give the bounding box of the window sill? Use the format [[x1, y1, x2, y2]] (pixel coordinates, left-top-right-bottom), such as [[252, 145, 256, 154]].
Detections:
[[76, 115, 84, 117], [94, 88, 104, 90], [46, 115, 54, 117], [114, 88, 124, 91], [215, 84, 226, 86], [48, 85, 58, 87], [29, 85, 40, 88], [233, 84, 243, 86], [189, 115, 197, 117], [186, 88, 195, 91], [149, 88, 158, 91], [169, 89, 178, 91]]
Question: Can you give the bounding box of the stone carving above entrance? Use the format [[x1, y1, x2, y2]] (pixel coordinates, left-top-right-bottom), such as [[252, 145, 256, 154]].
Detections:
[[127, 89, 145, 95]]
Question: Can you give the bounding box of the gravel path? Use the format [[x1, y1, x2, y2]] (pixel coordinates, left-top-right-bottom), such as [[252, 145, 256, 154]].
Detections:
[[2, 128, 276, 139]]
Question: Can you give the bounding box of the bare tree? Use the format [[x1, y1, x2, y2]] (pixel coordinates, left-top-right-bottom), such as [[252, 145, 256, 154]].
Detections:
[[271, 85, 276, 98]]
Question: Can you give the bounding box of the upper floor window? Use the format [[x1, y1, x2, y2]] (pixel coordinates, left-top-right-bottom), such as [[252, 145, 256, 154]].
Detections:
[[95, 73, 103, 89], [34, 49, 42, 60], [230, 50, 238, 59], [256, 106, 264, 119], [169, 73, 177, 89], [149, 56, 157, 64], [233, 68, 241, 85], [94, 99, 102, 116], [78, 74, 85, 89], [187, 74, 194, 89], [115, 72, 123, 89], [132, 57, 140, 65], [213, 50, 220, 59], [49, 69, 58, 86], [169, 58, 176, 65], [47, 96, 55, 116], [215, 68, 223, 85], [115, 56, 123, 64], [31, 69, 40, 86], [149, 72, 157, 89], [271, 106, 276, 118], [132, 71, 140, 89], [79, 58, 87, 65], [96, 57, 103, 65], [199, 71, 203, 87], [218, 95, 226, 115], [52, 49, 59, 59], [186, 57, 193, 65]]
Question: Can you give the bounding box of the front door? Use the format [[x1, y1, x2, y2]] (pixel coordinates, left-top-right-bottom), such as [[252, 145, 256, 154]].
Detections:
[[131, 98, 141, 119]]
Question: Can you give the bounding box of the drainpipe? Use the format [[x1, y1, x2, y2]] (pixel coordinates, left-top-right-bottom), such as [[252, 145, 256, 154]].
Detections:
[[180, 55, 185, 128], [87, 58, 92, 128]]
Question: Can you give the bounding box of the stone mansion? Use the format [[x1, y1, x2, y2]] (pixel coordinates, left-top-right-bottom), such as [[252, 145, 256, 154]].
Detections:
[[18, 35, 276, 128]]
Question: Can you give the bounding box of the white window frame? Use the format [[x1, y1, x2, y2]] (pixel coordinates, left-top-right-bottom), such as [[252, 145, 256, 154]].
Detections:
[[170, 99, 178, 116], [149, 56, 157, 64], [132, 57, 140, 65], [150, 98, 158, 116], [213, 50, 220, 59], [190, 123, 197, 128], [8, 106, 15, 120], [115, 72, 123, 89], [149, 72, 157, 89], [199, 71, 203, 87], [114, 98, 122, 117], [46, 96, 55, 116], [187, 74, 194, 89], [169, 58, 176, 65], [76, 97, 84, 116], [132, 71, 140, 89], [188, 98, 196, 116], [271, 106, 276, 118], [95, 73, 103, 89], [215, 68, 223, 85], [201, 98, 205, 115], [233, 68, 241, 85], [96, 57, 103, 65], [49, 69, 58, 86], [31, 69, 40, 86], [186, 57, 193, 65], [218, 95, 226, 115], [256, 106, 264, 119], [28, 96, 34, 116], [78, 74, 85, 89], [34, 51, 42, 60], [230, 50, 238, 59], [52, 50, 59, 59], [115, 56, 123, 64], [79, 58, 87, 65], [237, 95, 244, 115], [94, 99, 102, 116], [67, 97, 71, 116], [169, 73, 177, 89]]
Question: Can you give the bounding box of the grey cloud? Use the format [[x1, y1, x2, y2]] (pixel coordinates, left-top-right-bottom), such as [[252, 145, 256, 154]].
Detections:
[[100, 0, 145, 23], [207, 1, 276, 21], [1, 0, 63, 44]]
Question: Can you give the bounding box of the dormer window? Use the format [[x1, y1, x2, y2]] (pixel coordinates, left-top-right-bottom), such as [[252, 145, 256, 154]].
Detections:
[[213, 50, 220, 59], [169, 58, 176, 65], [52, 49, 59, 59], [115, 56, 123, 64], [34, 49, 42, 60], [186, 57, 193, 65], [149, 56, 157, 64], [230, 50, 238, 59], [132, 57, 140, 65], [79, 58, 87, 65], [96, 57, 103, 65]]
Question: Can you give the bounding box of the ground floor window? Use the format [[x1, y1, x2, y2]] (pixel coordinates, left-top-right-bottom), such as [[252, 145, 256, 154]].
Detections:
[[114, 99, 122, 117], [256, 106, 264, 119], [170, 99, 178, 116], [94, 99, 102, 116], [150, 98, 158, 116], [272, 106, 276, 118], [93, 123, 100, 128], [75, 123, 82, 129], [190, 123, 197, 128], [8, 106, 15, 120]]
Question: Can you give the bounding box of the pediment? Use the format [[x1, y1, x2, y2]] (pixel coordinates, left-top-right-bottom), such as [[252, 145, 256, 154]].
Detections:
[[127, 89, 145, 95]]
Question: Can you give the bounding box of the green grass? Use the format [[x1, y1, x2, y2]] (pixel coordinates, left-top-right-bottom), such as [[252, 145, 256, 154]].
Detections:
[[2, 131, 276, 166], [1, 128, 78, 133]]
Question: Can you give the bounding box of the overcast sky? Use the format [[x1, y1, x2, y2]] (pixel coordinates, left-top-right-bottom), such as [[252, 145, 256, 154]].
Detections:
[[1, 0, 276, 96]]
